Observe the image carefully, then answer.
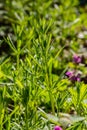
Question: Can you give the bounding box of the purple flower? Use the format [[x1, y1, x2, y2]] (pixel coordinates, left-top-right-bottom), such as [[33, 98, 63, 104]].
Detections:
[[54, 126, 63, 130], [76, 73, 81, 81], [66, 71, 81, 82], [70, 75, 77, 81], [70, 75, 80, 82], [66, 71, 74, 77], [76, 77, 80, 81], [73, 55, 82, 64]]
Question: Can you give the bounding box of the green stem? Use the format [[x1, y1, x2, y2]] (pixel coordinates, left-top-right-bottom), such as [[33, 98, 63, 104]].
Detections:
[[17, 54, 19, 70], [25, 104, 28, 129], [46, 73, 55, 115], [50, 91, 55, 115]]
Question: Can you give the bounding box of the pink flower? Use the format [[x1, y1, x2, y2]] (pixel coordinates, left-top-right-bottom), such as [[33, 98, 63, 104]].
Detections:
[[54, 126, 63, 130], [73, 55, 82, 64], [66, 71, 74, 77], [65, 71, 81, 82]]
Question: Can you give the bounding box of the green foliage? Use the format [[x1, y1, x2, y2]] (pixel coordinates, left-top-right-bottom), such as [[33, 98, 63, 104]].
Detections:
[[0, 0, 87, 129]]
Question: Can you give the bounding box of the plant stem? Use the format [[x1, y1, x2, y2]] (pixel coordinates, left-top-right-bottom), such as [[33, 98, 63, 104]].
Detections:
[[25, 104, 28, 129], [17, 54, 19, 70], [50, 91, 55, 115]]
